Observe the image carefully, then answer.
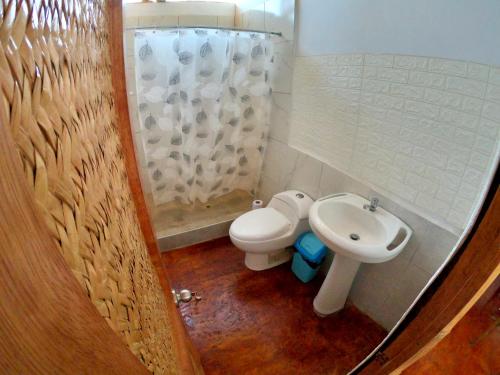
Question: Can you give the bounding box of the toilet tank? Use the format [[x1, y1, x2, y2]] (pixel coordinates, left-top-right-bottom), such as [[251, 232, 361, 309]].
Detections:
[[268, 190, 314, 222]]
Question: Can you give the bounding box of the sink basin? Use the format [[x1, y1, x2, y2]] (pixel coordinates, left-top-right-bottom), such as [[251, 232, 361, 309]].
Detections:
[[309, 193, 412, 316], [310, 193, 412, 263]]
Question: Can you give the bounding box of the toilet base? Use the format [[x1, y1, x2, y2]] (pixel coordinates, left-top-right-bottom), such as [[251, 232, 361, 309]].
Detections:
[[244, 248, 292, 271]]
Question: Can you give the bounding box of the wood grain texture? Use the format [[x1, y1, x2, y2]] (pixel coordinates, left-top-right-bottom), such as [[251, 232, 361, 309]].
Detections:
[[0, 108, 149, 375], [0, 0, 186, 373], [361, 185, 500, 374], [162, 238, 387, 375], [107, 2, 203, 373], [403, 278, 499, 374]]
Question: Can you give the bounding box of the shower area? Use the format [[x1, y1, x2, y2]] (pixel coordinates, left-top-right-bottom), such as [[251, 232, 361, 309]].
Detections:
[[123, 1, 292, 249]]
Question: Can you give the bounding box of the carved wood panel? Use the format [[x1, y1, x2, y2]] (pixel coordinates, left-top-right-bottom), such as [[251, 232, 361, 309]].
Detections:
[[0, 1, 178, 373]]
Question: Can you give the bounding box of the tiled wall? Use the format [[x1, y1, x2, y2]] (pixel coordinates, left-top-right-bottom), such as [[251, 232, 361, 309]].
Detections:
[[235, 0, 295, 41], [123, 1, 295, 200], [124, 2, 236, 29], [289, 54, 500, 231], [259, 139, 459, 329]]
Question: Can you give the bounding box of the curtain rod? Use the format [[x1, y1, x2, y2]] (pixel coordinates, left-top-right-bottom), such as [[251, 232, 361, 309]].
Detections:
[[134, 25, 283, 37]]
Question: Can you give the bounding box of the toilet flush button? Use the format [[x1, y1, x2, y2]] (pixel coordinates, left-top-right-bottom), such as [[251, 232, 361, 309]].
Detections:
[[296, 193, 304, 199]]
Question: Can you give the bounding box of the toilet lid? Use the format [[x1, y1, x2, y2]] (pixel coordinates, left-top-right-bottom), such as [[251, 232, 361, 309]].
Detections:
[[230, 207, 291, 241]]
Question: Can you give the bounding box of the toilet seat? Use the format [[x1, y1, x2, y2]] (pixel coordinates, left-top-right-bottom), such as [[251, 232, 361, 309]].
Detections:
[[229, 190, 314, 270], [230, 207, 291, 241]]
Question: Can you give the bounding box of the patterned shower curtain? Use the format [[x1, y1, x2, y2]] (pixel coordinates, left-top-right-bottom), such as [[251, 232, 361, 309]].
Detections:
[[134, 29, 274, 205]]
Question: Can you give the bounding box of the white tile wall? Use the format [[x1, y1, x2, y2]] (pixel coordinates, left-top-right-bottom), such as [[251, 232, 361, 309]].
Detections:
[[289, 54, 500, 230], [236, 0, 295, 41]]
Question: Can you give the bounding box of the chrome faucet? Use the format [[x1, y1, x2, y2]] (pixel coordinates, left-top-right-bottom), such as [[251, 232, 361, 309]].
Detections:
[[363, 197, 379, 212]]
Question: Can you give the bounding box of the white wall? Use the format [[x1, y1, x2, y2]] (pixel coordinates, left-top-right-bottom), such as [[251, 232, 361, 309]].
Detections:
[[296, 0, 500, 65], [289, 53, 500, 231]]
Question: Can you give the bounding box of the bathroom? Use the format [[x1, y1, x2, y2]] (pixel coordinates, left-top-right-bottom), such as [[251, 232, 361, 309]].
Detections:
[[0, 0, 498, 374]]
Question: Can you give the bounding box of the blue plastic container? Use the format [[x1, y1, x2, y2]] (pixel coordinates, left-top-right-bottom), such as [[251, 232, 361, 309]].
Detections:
[[291, 232, 327, 283]]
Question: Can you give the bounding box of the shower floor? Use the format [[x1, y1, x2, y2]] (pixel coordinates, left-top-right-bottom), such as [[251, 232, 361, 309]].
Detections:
[[150, 189, 254, 240], [162, 237, 387, 374]]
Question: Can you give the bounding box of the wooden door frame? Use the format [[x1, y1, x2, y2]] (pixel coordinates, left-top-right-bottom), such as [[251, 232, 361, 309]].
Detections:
[[357, 167, 499, 374]]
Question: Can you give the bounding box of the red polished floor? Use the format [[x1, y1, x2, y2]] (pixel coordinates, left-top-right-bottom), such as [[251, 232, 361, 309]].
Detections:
[[161, 237, 387, 375], [403, 278, 500, 375]]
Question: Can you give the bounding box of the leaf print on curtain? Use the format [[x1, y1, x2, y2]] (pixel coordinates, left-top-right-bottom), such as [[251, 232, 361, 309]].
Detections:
[[134, 29, 274, 205]]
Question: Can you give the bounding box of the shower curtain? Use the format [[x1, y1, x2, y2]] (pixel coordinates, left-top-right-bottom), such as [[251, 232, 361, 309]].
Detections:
[[134, 29, 274, 205]]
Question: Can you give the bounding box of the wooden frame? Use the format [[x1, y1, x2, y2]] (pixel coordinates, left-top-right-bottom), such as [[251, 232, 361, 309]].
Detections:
[[358, 171, 499, 374], [107, 2, 203, 374]]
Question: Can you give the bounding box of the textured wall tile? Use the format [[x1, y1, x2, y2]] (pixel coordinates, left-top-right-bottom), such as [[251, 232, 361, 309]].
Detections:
[[288, 53, 500, 232], [335, 54, 364, 66], [377, 67, 409, 83], [483, 101, 500, 122], [478, 118, 500, 138], [461, 96, 483, 115], [423, 88, 462, 109], [462, 167, 484, 185], [446, 157, 467, 176], [413, 146, 447, 168], [473, 136, 496, 155], [363, 66, 378, 79], [394, 55, 428, 70], [453, 128, 476, 148], [439, 108, 479, 130], [363, 79, 391, 93], [405, 100, 440, 119], [469, 151, 491, 170], [446, 76, 487, 98], [489, 67, 500, 85], [467, 62, 490, 81], [486, 84, 500, 103], [406, 173, 438, 195], [409, 71, 446, 89], [365, 54, 394, 67], [428, 58, 467, 76], [390, 83, 425, 99]]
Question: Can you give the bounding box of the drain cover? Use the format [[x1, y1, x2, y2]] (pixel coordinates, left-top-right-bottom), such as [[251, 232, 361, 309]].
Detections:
[[350, 233, 360, 241]]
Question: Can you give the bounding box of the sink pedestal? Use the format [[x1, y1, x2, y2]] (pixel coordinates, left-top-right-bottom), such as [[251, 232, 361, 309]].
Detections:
[[313, 253, 360, 316]]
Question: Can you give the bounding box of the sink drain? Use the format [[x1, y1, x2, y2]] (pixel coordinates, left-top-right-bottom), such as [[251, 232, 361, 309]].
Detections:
[[350, 233, 360, 241]]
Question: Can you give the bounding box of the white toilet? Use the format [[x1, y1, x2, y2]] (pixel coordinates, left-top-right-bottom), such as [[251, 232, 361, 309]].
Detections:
[[229, 190, 314, 271]]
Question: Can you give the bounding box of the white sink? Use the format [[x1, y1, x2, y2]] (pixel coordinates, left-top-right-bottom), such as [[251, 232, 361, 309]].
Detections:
[[309, 193, 412, 316]]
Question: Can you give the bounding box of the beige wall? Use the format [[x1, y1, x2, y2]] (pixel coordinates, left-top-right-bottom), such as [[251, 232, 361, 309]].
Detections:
[[124, 1, 236, 29]]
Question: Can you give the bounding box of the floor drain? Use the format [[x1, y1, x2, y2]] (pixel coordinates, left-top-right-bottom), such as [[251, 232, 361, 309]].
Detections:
[[350, 233, 360, 241]]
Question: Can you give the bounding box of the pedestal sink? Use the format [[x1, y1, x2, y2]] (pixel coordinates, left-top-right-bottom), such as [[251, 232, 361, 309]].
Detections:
[[309, 193, 412, 316]]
